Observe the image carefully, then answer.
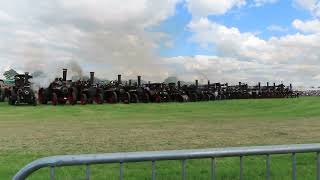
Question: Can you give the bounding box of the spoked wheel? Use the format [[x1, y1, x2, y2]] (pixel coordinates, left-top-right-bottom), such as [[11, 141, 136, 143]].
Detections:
[[29, 95, 37, 106], [154, 95, 162, 103], [142, 93, 150, 103], [204, 94, 210, 101], [107, 92, 118, 104], [130, 93, 139, 103], [52, 93, 58, 106], [175, 94, 184, 103], [0, 91, 4, 102], [33, 97, 37, 106], [69, 92, 77, 105], [189, 93, 198, 102], [80, 94, 87, 105], [161, 95, 170, 102], [9, 94, 17, 105], [95, 93, 104, 104], [122, 92, 131, 104]]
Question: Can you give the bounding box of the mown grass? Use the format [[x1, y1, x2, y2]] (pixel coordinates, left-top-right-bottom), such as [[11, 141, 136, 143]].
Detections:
[[0, 97, 320, 179]]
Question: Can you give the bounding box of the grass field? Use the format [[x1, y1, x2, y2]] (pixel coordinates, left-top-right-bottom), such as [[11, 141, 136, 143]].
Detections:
[[0, 97, 320, 179]]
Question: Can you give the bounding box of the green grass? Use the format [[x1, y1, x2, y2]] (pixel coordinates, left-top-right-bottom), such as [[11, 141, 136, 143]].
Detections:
[[0, 97, 320, 179]]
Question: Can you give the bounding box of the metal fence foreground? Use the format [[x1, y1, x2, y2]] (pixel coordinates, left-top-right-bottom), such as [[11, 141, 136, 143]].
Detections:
[[13, 144, 320, 180]]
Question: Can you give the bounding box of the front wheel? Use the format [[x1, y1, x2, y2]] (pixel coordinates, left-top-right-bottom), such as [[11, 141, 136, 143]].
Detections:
[[154, 95, 162, 103], [122, 92, 131, 104], [142, 93, 150, 103], [95, 93, 104, 104], [80, 94, 87, 105], [69, 92, 77, 105], [52, 93, 58, 106]]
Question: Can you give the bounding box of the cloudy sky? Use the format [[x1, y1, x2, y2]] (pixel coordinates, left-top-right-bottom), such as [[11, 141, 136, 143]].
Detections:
[[0, 0, 320, 86]]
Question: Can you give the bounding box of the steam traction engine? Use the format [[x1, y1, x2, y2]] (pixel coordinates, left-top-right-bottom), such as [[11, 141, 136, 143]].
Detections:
[[167, 81, 189, 102], [103, 75, 131, 104], [38, 69, 77, 105], [8, 72, 37, 106], [134, 76, 151, 103], [73, 72, 104, 105], [181, 80, 210, 102]]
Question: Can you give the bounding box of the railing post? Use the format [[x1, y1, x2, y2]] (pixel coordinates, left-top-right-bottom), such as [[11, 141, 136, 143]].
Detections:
[[86, 164, 90, 180], [152, 161, 156, 180], [292, 153, 296, 180], [317, 152, 320, 180], [120, 162, 124, 180], [266, 155, 270, 180], [50, 166, 55, 180], [240, 156, 244, 180], [182, 160, 186, 180], [211, 158, 216, 180]]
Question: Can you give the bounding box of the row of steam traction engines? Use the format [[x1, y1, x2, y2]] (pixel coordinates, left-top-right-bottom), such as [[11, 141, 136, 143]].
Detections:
[[3, 68, 298, 106]]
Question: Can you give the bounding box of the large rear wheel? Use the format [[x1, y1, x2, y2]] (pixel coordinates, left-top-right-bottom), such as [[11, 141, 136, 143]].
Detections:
[[107, 92, 118, 104], [130, 93, 139, 103], [122, 92, 131, 104]]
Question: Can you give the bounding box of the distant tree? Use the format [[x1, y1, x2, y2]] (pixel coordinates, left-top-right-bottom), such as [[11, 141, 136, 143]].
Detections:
[[164, 76, 178, 84], [3, 69, 18, 80]]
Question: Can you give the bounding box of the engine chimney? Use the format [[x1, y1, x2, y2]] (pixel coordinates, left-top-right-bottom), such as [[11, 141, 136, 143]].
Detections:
[[273, 83, 276, 88], [129, 80, 132, 86], [208, 80, 210, 88], [290, 84, 292, 90], [267, 82, 269, 88], [118, 75, 122, 84], [90, 72, 95, 85], [258, 82, 261, 89], [177, 81, 181, 89], [195, 80, 198, 87], [24, 72, 29, 84], [138, 76, 141, 87], [62, 69, 67, 82]]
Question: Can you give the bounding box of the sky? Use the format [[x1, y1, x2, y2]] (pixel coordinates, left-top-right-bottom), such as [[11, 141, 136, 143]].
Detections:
[[1, 0, 320, 87]]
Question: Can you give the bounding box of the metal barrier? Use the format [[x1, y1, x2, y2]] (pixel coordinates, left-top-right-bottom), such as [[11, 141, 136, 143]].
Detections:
[[13, 144, 320, 180]]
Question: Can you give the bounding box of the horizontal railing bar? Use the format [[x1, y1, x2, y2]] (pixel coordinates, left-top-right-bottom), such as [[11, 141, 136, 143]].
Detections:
[[13, 144, 320, 180]]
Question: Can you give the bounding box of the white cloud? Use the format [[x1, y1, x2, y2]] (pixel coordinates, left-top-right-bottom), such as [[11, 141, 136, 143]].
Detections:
[[293, 19, 320, 33], [0, 0, 181, 81], [183, 18, 320, 85], [267, 25, 288, 32], [58, 0, 180, 28], [165, 55, 320, 86], [0, 10, 15, 23], [293, 0, 320, 17], [186, 0, 246, 18], [254, 0, 278, 7]]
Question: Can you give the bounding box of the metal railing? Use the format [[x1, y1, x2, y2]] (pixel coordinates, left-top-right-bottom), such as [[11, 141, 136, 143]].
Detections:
[[13, 144, 320, 180]]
